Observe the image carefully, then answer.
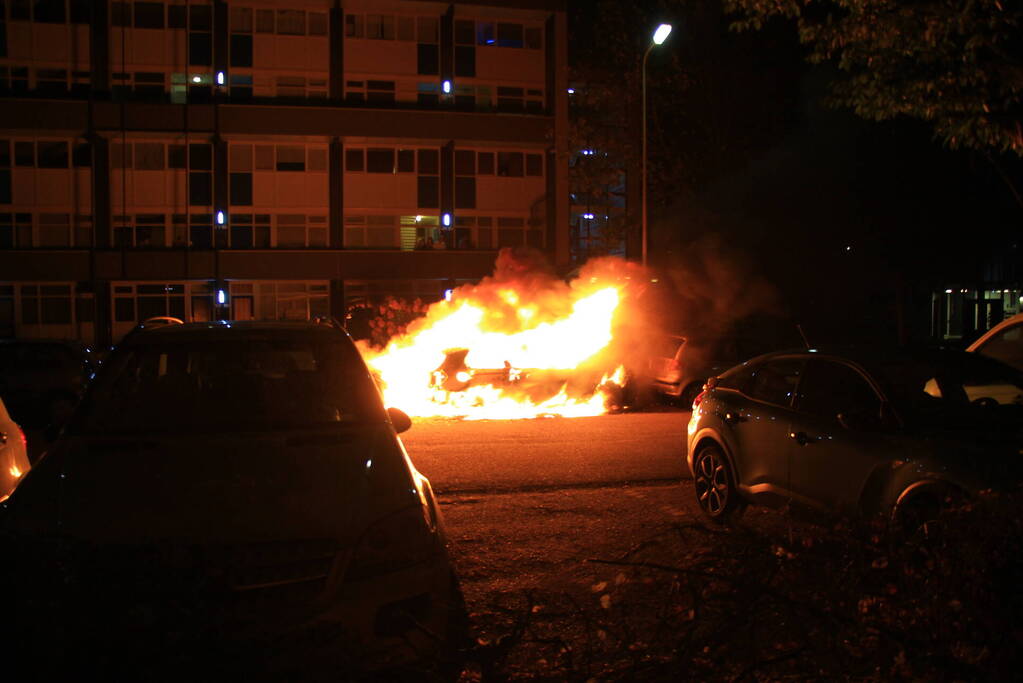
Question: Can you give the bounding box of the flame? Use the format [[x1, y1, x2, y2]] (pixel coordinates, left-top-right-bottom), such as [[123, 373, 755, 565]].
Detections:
[[360, 257, 639, 420]]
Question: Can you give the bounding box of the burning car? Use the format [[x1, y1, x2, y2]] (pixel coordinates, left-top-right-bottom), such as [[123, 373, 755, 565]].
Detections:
[[430, 348, 523, 393]]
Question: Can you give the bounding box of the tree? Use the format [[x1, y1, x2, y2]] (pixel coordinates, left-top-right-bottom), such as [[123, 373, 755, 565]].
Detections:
[[724, 0, 1023, 156]]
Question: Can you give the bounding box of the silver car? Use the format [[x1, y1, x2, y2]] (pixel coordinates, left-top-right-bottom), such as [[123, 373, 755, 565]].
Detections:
[[1, 321, 466, 680], [686, 347, 1023, 529]]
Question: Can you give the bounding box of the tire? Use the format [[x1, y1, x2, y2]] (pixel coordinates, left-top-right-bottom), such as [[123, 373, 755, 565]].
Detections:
[[692, 445, 743, 522]]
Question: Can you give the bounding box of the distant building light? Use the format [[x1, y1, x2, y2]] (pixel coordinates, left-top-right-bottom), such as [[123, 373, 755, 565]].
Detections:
[[444, 289, 453, 302], [191, 75, 201, 83], [217, 289, 227, 305], [216, 71, 225, 86], [582, 213, 595, 219], [415, 215, 423, 223], [442, 79, 452, 94], [567, 88, 575, 94], [844, 245, 851, 251], [216, 211, 225, 225], [442, 212, 451, 227], [581, 149, 595, 155], [945, 289, 953, 294]]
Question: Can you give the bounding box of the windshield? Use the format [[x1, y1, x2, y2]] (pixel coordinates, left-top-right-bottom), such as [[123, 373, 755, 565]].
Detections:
[[78, 337, 387, 434]]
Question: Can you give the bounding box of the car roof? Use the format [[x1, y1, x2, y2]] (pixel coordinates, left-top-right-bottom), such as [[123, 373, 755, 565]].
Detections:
[[967, 313, 1023, 353], [117, 320, 351, 346]]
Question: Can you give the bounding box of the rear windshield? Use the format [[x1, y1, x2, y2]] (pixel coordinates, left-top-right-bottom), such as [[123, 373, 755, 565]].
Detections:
[[78, 337, 386, 434]]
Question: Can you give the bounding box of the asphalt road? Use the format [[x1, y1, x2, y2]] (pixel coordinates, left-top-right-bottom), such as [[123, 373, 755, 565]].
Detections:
[[400, 409, 690, 494]]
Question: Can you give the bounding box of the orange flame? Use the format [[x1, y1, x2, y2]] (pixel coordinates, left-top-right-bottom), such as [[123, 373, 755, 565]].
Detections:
[[360, 256, 638, 420]]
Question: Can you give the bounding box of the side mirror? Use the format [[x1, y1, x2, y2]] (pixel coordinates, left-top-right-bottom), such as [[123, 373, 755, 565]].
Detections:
[[387, 407, 412, 434]]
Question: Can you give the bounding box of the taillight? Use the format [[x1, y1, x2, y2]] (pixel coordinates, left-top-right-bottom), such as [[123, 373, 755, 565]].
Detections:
[[691, 391, 706, 409], [344, 506, 439, 582]]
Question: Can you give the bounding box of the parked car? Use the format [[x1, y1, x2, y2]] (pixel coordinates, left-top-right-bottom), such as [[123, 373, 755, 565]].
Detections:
[[0, 396, 29, 501], [0, 338, 96, 430], [645, 319, 804, 407], [0, 321, 466, 679], [686, 347, 1023, 531], [968, 312, 1023, 371]]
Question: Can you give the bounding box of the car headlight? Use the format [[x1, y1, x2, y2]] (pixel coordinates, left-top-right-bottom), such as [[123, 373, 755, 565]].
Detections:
[[344, 506, 439, 583]]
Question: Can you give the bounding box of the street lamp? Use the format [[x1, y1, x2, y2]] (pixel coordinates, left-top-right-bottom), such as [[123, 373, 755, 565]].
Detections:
[[642, 23, 672, 268]]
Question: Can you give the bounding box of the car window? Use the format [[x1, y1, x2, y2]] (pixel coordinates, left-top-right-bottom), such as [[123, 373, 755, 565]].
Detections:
[[795, 360, 881, 422], [745, 358, 802, 407], [976, 322, 1023, 371], [79, 337, 386, 434]]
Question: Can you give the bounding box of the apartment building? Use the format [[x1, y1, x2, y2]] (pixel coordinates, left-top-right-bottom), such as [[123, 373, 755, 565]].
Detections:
[[0, 0, 569, 345]]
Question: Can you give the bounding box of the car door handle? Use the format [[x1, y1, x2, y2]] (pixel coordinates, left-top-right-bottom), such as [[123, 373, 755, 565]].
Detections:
[[789, 431, 814, 446]]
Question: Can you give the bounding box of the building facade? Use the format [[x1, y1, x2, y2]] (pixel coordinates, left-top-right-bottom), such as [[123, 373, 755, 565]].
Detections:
[[0, 0, 569, 345]]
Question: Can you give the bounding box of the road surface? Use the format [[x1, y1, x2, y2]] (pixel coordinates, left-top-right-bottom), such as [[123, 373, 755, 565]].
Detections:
[[400, 410, 690, 493]]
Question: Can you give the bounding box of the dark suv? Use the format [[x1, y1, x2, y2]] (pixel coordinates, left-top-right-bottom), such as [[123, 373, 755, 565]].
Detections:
[[0, 339, 96, 430], [0, 321, 466, 679]]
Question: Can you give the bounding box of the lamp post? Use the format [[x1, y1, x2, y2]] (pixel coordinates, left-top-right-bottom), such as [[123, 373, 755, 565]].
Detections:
[[642, 23, 672, 268]]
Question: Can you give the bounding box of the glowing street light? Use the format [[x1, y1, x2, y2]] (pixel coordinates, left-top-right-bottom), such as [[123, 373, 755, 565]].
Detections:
[[642, 23, 671, 268]]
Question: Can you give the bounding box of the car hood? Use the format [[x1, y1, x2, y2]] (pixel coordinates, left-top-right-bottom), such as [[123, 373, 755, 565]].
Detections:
[[2, 423, 419, 546]]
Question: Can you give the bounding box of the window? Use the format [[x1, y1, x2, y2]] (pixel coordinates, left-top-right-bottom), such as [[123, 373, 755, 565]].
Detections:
[[255, 9, 274, 33], [477, 152, 494, 175], [345, 14, 362, 38], [497, 23, 523, 48], [526, 153, 543, 177], [308, 12, 327, 36], [277, 10, 305, 35], [133, 2, 163, 29], [134, 142, 164, 170], [33, 0, 65, 23], [497, 86, 524, 112], [22, 285, 73, 325], [168, 144, 186, 169], [417, 177, 439, 209], [189, 143, 212, 170], [72, 142, 91, 167], [417, 16, 438, 42], [367, 80, 395, 103], [189, 5, 211, 31], [455, 46, 475, 78], [189, 32, 212, 66], [0, 213, 33, 248], [345, 149, 364, 172], [455, 150, 475, 175], [15, 141, 34, 166], [796, 360, 880, 423], [396, 16, 414, 41], [497, 152, 523, 177], [36, 141, 68, 168], [276, 146, 304, 172], [397, 149, 415, 172], [366, 14, 394, 40], [477, 21, 495, 46], [168, 5, 186, 28], [417, 149, 438, 175], [455, 177, 475, 209], [454, 20, 474, 45], [230, 173, 252, 205], [366, 149, 394, 174], [417, 44, 439, 76], [747, 359, 803, 407], [524, 27, 542, 49], [230, 34, 253, 68], [230, 7, 252, 32], [37, 213, 70, 246]]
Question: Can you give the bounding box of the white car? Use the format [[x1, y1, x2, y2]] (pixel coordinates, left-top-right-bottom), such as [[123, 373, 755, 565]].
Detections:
[[0, 397, 29, 501], [968, 312, 1023, 371]]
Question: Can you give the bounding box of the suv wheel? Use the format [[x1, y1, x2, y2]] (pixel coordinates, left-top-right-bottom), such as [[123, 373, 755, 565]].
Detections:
[[693, 445, 743, 521]]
